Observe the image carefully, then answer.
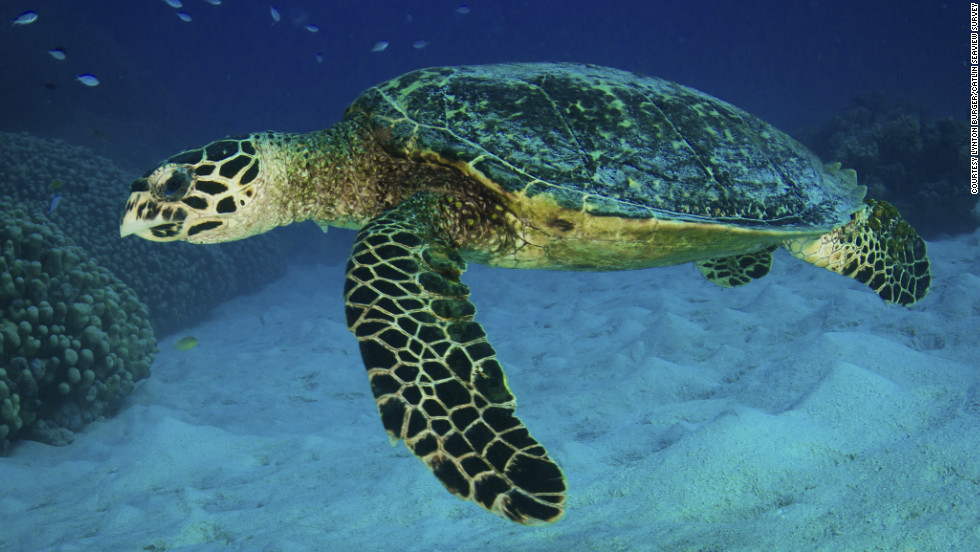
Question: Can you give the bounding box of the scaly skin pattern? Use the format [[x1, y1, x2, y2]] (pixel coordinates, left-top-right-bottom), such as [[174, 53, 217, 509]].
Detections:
[[119, 63, 933, 525], [785, 199, 930, 305], [344, 194, 566, 523], [695, 246, 778, 288]]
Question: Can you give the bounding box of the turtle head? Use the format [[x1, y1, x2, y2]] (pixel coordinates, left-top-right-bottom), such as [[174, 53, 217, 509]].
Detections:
[[120, 134, 287, 244]]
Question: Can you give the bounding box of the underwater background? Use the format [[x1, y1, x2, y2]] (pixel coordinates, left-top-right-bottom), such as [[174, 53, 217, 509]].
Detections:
[[0, 1, 964, 172], [1, 1, 977, 551]]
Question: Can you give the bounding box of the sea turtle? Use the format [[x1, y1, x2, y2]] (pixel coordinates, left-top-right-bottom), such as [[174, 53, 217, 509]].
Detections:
[[119, 63, 930, 524]]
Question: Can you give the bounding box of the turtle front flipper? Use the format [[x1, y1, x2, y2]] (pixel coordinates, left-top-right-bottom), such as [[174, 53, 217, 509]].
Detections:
[[784, 199, 931, 305], [343, 194, 566, 524]]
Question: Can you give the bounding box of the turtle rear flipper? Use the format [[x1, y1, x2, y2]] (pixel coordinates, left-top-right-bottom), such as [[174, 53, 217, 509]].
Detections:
[[696, 246, 777, 288], [344, 194, 566, 524], [784, 199, 931, 305]]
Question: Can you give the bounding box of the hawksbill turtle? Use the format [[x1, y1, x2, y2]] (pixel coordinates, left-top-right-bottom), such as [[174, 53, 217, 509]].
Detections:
[[119, 63, 930, 524]]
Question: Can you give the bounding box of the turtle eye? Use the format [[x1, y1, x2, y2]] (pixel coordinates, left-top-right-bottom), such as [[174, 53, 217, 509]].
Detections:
[[163, 171, 187, 196], [153, 166, 193, 200]]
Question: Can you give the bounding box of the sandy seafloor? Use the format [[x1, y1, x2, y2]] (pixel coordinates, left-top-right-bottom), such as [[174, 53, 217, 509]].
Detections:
[[1, 229, 978, 552]]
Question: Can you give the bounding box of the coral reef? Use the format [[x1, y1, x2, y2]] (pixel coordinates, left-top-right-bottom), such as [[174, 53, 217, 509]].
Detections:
[[800, 94, 975, 238], [1, 201, 156, 453], [0, 131, 288, 451], [0, 131, 287, 335]]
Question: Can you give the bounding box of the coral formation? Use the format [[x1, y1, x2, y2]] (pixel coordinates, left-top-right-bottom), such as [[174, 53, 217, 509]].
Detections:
[[801, 94, 975, 238], [1, 201, 156, 453], [0, 131, 287, 334], [0, 131, 287, 451]]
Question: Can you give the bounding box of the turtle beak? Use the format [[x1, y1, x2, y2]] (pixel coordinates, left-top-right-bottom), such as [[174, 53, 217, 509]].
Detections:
[[119, 214, 159, 238], [120, 180, 188, 242]]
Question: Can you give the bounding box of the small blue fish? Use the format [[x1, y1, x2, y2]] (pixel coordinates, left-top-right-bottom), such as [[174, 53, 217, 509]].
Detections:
[[270, 5, 280, 22], [455, 5, 471, 15], [163, 0, 182, 8], [412, 40, 429, 49], [305, 23, 318, 33], [48, 48, 67, 61], [203, 0, 221, 5], [11, 11, 38, 25], [371, 40, 389, 52], [76, 74, 100, 87], [177, 11, 192, 22], [315, 52, 323, 63], [48, 193, 62, 213]]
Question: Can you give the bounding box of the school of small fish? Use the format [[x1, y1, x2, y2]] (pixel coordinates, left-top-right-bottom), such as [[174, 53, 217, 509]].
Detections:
[[10, 2, 475, 221], [9, 2, 476, 95]]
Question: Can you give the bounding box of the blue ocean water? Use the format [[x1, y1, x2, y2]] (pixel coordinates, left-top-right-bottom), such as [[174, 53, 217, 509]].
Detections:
[[0, 0, 962, 171]]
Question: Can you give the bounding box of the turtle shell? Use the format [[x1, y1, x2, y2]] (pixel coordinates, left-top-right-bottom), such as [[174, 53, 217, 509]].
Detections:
[[345, 63, 865, 230]]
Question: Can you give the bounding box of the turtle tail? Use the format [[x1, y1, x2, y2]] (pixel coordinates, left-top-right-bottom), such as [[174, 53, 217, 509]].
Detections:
[[784, 199, 930, 306]]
